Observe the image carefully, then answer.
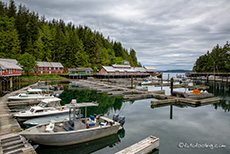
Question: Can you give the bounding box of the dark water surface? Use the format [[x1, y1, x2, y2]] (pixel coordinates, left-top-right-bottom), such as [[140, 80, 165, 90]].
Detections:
[[36, 76, 230, 154]]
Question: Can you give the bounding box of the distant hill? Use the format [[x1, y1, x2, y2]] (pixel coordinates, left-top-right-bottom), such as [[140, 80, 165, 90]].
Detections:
[[160, 70, 192, 73], [0, 0, 141, 70]]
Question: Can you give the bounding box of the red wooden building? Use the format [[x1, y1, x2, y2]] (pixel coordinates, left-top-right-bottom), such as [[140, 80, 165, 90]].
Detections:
[[35, 62, 64, 74], [0, 58, 22, 76]]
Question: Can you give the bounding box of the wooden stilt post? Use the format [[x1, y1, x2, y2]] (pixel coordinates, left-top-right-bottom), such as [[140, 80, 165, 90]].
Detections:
[[10, 77, 13, 91], [131, 75, 133, 88], [161, 74, 163, 91], [170, 78, 174, 96]]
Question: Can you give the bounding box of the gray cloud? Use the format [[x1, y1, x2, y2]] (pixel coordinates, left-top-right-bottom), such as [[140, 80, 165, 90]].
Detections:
[[4, 0, 230, 70]]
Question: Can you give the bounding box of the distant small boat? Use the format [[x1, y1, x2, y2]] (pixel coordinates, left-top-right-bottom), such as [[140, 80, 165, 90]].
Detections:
[[141, 80, 153, 85], [179, 78, 191, 84], [8, 89, 54, 101], [14, 97, 69, 119], [20, 101, 125, 146]]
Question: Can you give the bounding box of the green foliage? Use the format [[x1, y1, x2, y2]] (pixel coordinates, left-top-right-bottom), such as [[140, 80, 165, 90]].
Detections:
[[0, 0, 141, 69], [0, 15, 21, 58], [20, 74, 67, 82], [18, 53, 36, 76], [193, 42, 230, 72]]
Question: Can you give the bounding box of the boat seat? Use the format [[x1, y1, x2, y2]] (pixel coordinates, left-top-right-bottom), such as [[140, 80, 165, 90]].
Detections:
[[68, 120, 74, 127]]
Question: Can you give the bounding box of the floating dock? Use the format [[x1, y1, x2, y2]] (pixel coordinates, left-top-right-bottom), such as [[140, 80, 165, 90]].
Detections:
[[72, 80, 220, 105], [115, 136, 159, 154]]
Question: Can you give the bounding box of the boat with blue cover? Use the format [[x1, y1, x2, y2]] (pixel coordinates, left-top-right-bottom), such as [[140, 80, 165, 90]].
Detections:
[[20, 100, 125, 146]]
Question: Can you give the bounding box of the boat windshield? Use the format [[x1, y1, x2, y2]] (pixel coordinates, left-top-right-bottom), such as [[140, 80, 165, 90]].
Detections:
[[28, 91, 40, 94], [38, 102, 47, 107], [48, 101, 60, 108]]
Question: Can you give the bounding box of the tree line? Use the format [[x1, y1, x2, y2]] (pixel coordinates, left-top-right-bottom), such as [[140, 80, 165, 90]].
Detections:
[[0, 0, 141, 73], [193, 42, 230, 72]]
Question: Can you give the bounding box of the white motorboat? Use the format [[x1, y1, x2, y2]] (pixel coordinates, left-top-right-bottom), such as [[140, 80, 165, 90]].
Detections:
[[14, 97, 69, 119], [20, 101, 125, 146], [8, 89, 53, 101]]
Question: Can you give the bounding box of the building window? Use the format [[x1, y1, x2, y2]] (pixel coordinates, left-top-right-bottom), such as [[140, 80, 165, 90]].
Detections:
[[49, 67, 51, 70]]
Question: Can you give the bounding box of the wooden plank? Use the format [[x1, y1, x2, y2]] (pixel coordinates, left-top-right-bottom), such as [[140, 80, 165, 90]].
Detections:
[[0, 134, 37, 154], [115, 136, 159, 154], [151, 99, 176, 105]]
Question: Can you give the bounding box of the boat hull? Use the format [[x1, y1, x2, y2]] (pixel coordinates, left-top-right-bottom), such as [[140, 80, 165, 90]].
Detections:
[[14, 110, 69, 119], [21, 124, 120, 146]]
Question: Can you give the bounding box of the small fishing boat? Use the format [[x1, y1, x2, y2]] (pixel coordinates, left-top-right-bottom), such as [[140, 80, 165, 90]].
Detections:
[[20, 101, 125, 146], [14, 97, 69, 119], [8, 89, 53, 101]]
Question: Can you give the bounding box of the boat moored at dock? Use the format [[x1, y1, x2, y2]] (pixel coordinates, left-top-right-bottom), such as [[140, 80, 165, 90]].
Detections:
[[20, 101, 124, 146], [7, 89, 54, 101], [14, 97, 69, 119]]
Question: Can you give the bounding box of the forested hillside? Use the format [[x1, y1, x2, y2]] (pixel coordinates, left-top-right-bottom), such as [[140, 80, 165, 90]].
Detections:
[[0, 0, 141, 71], [193, 42, 230, 72]]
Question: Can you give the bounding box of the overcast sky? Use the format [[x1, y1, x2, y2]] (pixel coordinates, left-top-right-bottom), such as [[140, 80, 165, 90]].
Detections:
[[3, 0, 230, 70]]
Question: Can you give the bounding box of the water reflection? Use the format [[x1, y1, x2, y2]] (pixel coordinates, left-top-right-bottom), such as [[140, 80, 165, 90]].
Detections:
[[207, 81, 230, 112], [34, 81, 229, 154], [59, 89, 123, 116]]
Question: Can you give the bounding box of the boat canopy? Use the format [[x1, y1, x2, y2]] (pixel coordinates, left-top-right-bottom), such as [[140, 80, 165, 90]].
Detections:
[[66, 101, 98, 108], [38, 98, 61, 108]]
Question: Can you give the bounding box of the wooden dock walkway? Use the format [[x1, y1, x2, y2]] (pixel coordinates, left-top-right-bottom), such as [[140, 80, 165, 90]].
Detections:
[[0, 87, 37, 154], [115, 136, 159, 154], [0, 133, 36, 154]]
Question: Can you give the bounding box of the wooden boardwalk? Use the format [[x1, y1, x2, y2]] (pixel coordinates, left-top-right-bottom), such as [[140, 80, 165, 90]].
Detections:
[[115, 136, 159, 154], [0, 87, 37, 154]]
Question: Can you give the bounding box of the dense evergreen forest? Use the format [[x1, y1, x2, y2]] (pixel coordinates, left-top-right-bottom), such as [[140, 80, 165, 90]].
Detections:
[[0, 0, 141, 71], [193, 42, 230, 72]]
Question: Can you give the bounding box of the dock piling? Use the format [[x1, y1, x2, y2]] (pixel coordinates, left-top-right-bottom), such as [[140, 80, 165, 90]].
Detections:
[[170, 78, 174, 96]]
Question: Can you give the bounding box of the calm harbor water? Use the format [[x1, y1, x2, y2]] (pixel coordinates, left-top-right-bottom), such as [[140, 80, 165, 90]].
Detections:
[[32, 73, 229, 154]]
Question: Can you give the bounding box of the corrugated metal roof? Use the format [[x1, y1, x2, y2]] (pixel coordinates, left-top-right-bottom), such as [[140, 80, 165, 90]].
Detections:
[[76, 67, 93, 71], [112, 64, 131, 68], [68, 68, 77, 72], [68, 68, 93, 72], [0, 58, 18, 64], [0, 61, 22, 70], [102, 66, 147, 73], [36, 61, 64, 68]]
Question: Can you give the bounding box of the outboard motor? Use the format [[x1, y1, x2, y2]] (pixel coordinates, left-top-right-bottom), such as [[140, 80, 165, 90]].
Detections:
[[113, 114, 119, 122], [118, 116, 125, 127]]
